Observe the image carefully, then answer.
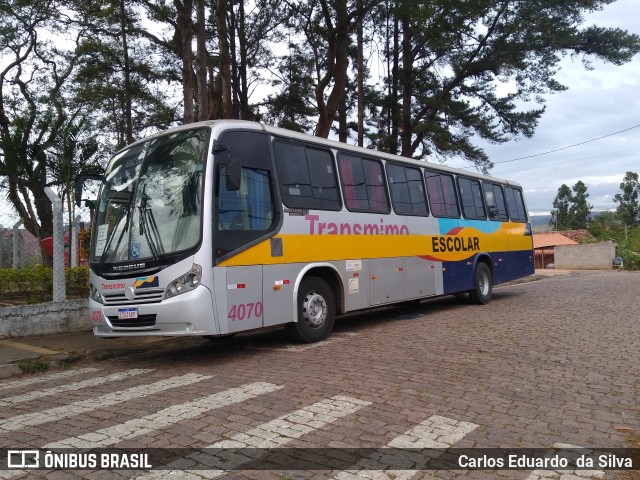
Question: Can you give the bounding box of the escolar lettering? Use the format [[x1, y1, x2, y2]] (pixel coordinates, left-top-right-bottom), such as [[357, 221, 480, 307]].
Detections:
[[431, 236, 480, 253]]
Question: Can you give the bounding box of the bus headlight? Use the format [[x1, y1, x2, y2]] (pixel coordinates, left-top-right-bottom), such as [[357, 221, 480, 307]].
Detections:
[[165, 264, 202, 299], [90, 283, 105, 304]]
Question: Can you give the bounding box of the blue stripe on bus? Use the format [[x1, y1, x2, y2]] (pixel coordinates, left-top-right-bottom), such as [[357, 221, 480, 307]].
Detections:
[[442, 250, 534, 295], [437, 218, 503, 235]]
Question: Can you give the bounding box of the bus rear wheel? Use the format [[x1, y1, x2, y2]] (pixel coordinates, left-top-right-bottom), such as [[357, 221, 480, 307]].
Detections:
[[286, 276, 335, 343], [469, 262, 492, 305]]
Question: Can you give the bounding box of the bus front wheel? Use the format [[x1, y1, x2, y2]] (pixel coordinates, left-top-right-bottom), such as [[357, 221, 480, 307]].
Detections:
[[469, 262, 492, 305], [286, 276, 335, 343]]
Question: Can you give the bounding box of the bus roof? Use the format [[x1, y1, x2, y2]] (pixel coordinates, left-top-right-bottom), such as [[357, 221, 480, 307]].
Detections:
[[124, 119, 523, 188]]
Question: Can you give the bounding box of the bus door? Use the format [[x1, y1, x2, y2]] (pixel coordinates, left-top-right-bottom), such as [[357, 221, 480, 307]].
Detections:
[[213, 130, 279, 332]]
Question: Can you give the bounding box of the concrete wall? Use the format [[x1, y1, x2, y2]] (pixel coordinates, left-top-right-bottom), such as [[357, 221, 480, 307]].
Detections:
[[0, 300, 89, 338], [554, 241, 616, 270]]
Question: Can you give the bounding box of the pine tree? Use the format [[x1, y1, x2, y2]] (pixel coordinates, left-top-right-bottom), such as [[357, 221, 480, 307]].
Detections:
[[550, 184, 573, 230], [614, 171, 640, 227], [569, 181, 592, 229]]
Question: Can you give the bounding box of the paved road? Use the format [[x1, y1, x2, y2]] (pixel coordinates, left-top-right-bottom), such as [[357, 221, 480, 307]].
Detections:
[[1, 271, 638, 479]]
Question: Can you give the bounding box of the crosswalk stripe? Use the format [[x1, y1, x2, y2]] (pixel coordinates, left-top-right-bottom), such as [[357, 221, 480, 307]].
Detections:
[[0, 367, 100, 393], [45, 382, 284, 448], [524, 443, 605, 480], [0, 369, 152, 406], [332, 414, 479, 480], [0, 373, 211, 433], [137, 395, 372, 479]]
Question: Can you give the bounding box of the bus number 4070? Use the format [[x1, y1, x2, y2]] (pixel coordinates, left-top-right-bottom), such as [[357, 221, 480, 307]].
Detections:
[[228, 302, 263, 321]]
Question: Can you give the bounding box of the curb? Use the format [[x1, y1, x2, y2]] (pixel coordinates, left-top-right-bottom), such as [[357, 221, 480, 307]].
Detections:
[[0, 363, 22, 379], [0, 341, 166, 379]]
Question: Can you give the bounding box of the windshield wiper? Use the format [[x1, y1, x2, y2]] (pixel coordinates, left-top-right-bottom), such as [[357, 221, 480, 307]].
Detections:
[[99, 192, 134, 267], [138, 185, 165, 259]]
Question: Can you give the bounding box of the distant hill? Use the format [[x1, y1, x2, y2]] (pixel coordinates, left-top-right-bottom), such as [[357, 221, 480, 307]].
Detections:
[[529, 215, 551, 227], [528, 211, 608, 229]]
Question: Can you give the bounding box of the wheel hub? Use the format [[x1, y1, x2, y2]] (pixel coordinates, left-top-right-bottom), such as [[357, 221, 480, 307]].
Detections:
[[303, 291, 327, 327]]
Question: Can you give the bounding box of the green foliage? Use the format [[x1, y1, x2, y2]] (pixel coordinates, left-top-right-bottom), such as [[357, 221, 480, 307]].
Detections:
[[614, 171, 640, 227], [0, 266, 89, 305], [587, 212, 640, 270], [570, 180, 592, 229], [17, 358, 50, 374], [550, 181, 592, 230], [550, 184, 573, 229]]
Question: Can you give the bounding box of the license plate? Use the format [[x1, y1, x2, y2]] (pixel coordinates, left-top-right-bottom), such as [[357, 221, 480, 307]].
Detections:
[[118, 308, 138, 320]]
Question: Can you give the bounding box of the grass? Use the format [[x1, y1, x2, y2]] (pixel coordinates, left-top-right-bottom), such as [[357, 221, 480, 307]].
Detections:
[[17, 358, 50, 374]]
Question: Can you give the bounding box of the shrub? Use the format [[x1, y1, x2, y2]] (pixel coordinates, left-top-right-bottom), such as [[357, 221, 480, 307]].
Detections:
[[17, 358, 50, 374], [0, 265, 89, 304]]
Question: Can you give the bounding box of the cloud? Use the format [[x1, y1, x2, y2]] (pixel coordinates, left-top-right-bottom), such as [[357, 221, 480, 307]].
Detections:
[[452, 0, 640, 214]]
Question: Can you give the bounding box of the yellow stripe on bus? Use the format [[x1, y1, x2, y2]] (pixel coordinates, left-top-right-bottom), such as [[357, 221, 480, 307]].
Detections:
[[219, 226, 533, 267]]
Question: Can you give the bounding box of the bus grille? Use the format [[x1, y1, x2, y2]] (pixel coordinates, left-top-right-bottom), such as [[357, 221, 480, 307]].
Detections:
[[108, 314, 157, 328], [103, 288, 165, 305]]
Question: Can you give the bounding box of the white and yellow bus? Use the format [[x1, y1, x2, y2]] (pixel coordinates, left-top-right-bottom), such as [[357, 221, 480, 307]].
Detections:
[[80, 120, 534, 343]]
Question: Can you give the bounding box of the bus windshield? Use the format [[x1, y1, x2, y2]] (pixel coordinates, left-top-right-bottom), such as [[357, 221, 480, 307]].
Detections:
[[91, 128, 208, 265]]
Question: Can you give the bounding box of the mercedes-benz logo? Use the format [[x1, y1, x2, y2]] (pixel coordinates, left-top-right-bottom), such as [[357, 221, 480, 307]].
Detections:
[[124, 286, 136, 301]]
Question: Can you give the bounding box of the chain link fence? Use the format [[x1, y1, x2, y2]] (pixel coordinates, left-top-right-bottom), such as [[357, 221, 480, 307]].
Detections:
[[0, 190, 91, 306]]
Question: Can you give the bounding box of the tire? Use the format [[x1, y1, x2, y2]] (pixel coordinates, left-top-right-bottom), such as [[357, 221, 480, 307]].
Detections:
[[286, 276, 336, 343], [469, 262, 492, 305]]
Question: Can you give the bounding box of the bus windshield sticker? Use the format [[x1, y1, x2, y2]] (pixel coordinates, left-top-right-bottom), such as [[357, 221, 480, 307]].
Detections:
[[95, 224, 109, 256]]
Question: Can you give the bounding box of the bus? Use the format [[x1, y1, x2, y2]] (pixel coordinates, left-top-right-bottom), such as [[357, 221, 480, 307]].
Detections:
[[77, 120, 534, 343]]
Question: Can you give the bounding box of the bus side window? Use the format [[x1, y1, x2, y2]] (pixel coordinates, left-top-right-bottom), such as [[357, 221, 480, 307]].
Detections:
[[338, 153, 389, 213], [217, 165, 274, 231], [274, 140, 340, 210], [387, 163, 428, 216], [484, 183, 509, 221], [458, 177, 486, 220], [424, 171, 460, 218]]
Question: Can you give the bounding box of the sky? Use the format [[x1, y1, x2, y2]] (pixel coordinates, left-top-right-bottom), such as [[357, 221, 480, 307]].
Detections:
[[447, 0, 640, 215], [3, 0, 638, 225]]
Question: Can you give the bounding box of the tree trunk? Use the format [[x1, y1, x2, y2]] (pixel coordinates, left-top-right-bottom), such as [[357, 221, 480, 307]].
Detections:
[[314, 0, 350, 139], [195, 0, 209, 121], [119, 0, 133, 143], [179, 0, 195, 123], [216, 0, 234, 118], [400, 12, 412, 158], [237, 0, 251, 119], [356, 0, 364, 147], [390, 9, 399, 154], [338, 97, 348, 142]]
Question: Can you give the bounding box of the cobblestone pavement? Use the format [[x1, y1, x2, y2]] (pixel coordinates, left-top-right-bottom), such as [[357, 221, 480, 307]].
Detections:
[[1, 271, 638, 479]]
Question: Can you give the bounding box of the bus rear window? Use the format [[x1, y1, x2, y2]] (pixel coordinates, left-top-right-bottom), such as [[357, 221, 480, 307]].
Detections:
[[505, 186, 528, 222]]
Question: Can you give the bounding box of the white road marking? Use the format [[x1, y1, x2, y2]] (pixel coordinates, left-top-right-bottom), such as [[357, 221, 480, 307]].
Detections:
[[524, 443, 605, 479], [332, 414, 479, 480], [0, 373, 211, 433], [0, 369, 152, 406], [0, 367, 100, 393], [46, 382, 284, 448], [137, 395, 372, 479]]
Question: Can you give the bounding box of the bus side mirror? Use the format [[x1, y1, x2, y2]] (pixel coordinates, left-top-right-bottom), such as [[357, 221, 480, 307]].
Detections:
[[74, 174, 105, 207], [226, 157, 241, 191]]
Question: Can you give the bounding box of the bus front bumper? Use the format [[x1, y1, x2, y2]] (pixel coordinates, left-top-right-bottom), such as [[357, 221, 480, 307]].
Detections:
[[90, 285, 218, 337]]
